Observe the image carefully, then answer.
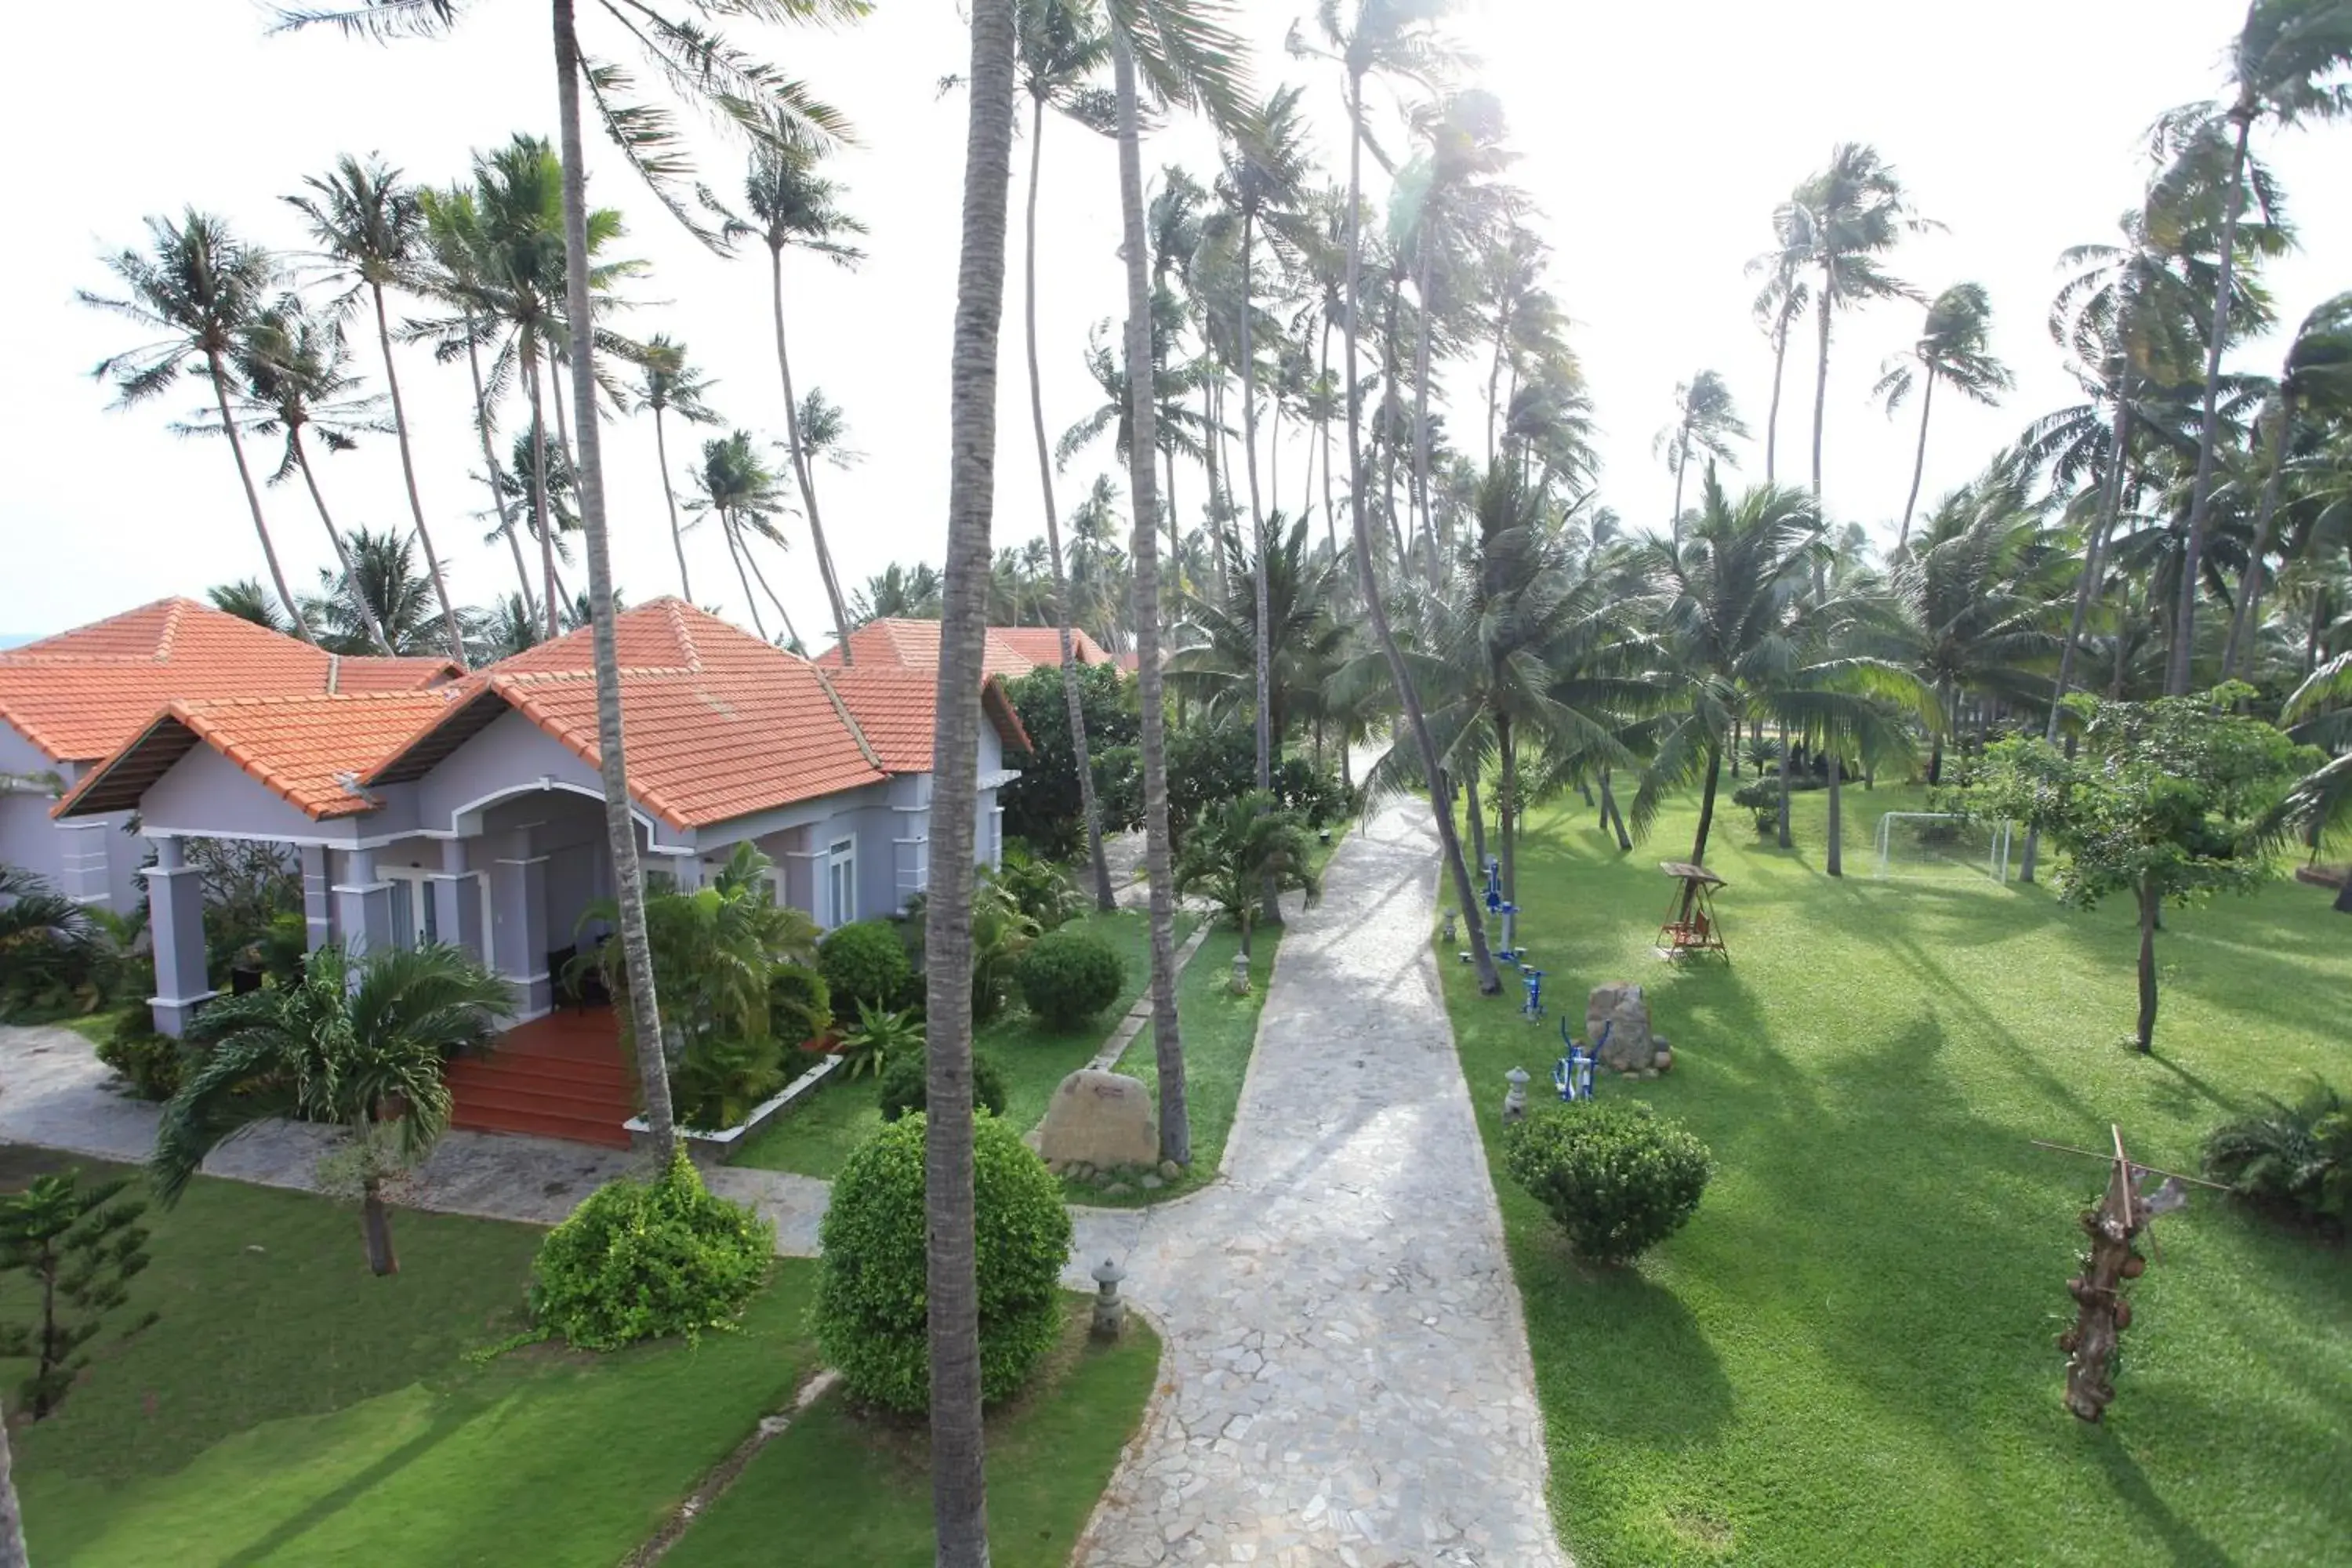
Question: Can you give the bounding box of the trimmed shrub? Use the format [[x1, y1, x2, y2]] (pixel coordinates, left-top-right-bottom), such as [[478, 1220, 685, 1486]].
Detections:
[[818, 920, 912, 1015], [816, 1113, 1071, 1412], [2203, 1083, 2350, 1231], [529, 1152, 774, 1350], [94, 1003, 182, 1101], [1504, 1101, 1713, 1265], [877, 1049, 1009, 1123], [1016, 929, 1125, 1031], [769, 963, 833, 1047]]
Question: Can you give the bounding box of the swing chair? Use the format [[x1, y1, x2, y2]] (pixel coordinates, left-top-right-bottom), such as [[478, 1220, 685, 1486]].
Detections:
[[1654, 861, 1729, 961]]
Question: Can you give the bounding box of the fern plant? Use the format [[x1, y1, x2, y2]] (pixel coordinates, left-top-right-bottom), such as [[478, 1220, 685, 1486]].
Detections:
[[2203, 1082, 2351, 1229]]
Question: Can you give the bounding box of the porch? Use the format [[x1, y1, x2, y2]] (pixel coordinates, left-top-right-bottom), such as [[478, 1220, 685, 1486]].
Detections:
[[447, 1006, 636, 1149]]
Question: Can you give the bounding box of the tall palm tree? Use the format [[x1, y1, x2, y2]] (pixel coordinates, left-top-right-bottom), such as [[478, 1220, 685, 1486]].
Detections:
[[2225, 292, 2352, 676], [81, 212, 313, 641], [278, 0, 866, 1184], [286, 154, 469, 664], [1656, 369, 1748, 537], [1747, 206, 1813, 485], [154, 943, 512, 1276], [307, 525, 448, 655], [635, 334, 723, 601], [2168, 0, 2352, 694], [851, 561, 946, 623], [1018, 0, 1120, 911], [217, 301, 398, 655], [1791, 143, 1929, 509], [687, 430, 798, 645], [1293, 0, 1500, 992], [1167, 511, 1347, 744], [1104, 0, 1253, 1160], [1872, 284, 2015, 550], [739, 139, 864, 659]]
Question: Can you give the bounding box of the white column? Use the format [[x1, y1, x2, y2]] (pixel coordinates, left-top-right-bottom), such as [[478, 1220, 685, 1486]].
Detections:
[[145, 837, 214, 1036]]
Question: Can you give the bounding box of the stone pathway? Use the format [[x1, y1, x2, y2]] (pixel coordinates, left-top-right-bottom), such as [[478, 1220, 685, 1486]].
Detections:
[[0, 788, 1562, 1566]]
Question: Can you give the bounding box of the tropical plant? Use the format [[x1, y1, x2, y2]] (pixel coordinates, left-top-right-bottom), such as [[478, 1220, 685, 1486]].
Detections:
[[1656, 370, 1748, 536], [304, 525, 451, 656], [528, 1150, 773, 1350], [1747, 203, 1813, 485], [80, 212, 311, 639], [818, 919, 913, 1014], [1167, 512, 1349, 754], [1015, 926, 1127, 1028], [0, 866, 109, 1018], [1873, 283, 2015, 548], [0, 1171, 157, 1419], [96, 1004, 183, 1102], [154, 942, 513, 1275], [634, 333, 724, 601], [1503, 1100, 1715, 1265], [993, 844, 1091, 930], [685, 429, 797, 644], [814, 1112, 1073, 1414], [2224, 292, 2352, 677], [2201, 1080, 2350, 1229], [285, 153, 469, 662], [1173, 789, 1321, 958], [835, 1000, 924, 1082], [849, 561, 946, 623], [997, 662, 1142, 858]]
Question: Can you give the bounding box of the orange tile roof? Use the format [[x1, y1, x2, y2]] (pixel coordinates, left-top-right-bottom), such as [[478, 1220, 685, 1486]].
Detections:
[[56, 690, 466, 822], [816, 618, 1089, 679], [0, 597, 457, 763], [824, 666, 1032, 774]]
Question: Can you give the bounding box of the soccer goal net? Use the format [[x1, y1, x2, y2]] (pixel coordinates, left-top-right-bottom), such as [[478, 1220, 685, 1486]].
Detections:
[[1875, 812, 2015, 884]]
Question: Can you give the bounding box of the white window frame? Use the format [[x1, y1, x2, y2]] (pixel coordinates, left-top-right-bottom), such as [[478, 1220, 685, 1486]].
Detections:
[[826, 837, 858, 928], [380, 867, 438, 951]]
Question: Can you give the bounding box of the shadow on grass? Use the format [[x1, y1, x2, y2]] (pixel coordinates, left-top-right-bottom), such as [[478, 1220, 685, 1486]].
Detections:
[[2090, 1437, 2231, 1568], [218, 1390, 490, 1568]]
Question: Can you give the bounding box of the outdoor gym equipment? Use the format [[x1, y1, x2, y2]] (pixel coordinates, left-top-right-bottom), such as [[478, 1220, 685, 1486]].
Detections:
[[1483, 857, 1526, 966], [1519, 967, 1546, 1022], [1552, 1017, 1602, 1101]]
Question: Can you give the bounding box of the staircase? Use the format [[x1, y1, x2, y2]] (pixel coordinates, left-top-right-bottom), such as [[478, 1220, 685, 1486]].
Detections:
[[447, 1009, 636, 1149]]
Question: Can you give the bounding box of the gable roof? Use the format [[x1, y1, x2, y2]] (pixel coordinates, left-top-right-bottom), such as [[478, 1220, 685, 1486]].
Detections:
[[56, 690, 466, 822], [823, 666, 1033, 773], [0, 597, 458, 764], [816, 618, 1109, 678]]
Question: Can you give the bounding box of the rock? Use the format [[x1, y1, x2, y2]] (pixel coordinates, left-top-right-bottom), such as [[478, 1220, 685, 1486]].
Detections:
[[1158, 1160, 1182, 1180], [1586, 982, 1653, 1073], [1653, 1049, 1673, 1071], [1639, 1068, 1660, 1080], [1104, 1182, 1134, 1196], [1140, 1174, 1165, 1190], [1036, 1069, 1161, 1171], [1092, 1171, 1116, 1189]]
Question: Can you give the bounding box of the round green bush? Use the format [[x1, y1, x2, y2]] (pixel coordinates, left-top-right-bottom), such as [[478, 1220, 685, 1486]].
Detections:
[[95, 1003, 183, 1101], [877, 1049, 1008, 1123], [529, 1152, 775, 1350], [1503, 1101, 1713, 1265], [818, 920, 913, 1016], [816, 1112, 1073, 1413], [768, 962, 833, 1046], [1015, 928, 1125, 1030]]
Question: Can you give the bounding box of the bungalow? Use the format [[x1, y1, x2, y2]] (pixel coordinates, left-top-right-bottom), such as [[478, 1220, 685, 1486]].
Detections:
[[0, 597, 456, 911], [50, 601, 1026, 1145], [819, 617, 1115, 676]]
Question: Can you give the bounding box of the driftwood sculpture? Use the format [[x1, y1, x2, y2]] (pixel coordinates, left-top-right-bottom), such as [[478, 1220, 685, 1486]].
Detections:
[[2042, 1125, 2200, 1422]]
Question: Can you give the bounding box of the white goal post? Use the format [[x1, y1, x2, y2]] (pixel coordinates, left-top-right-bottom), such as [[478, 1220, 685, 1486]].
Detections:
[[1875, 812, 2015, 884]]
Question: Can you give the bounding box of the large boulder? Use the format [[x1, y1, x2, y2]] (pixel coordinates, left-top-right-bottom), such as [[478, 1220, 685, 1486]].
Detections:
[[1036, 1069, 1160, 1170], [1586, 982, 1653, 1073]]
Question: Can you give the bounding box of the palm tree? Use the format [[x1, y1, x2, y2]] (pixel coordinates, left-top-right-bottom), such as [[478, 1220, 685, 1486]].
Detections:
[[687, 430, 798, 645], [307, 526, 448, 655], [1167, 512, 1347, 746], [738, 138, 864, 659], [1173, 790, 1322, 959], [1656, 370, 1748, 537], [1292, 0, 1501, 992], [209, 579, 292, 632], [2224, 292, 2352, 678], [217, 300, 397, 655], [851, 561, 946, 623], [1872, 284, 2015, 550], [635, 334, 724, 602], [1791, 143, 1929, 507], [2169, 0, 2352, 695], [81, 212, 313, 641], [1747, 207, 1813, 485], [154, 943, 512, 1276], [286, 154, 469, 664], [1018, 0, 1120, 911]]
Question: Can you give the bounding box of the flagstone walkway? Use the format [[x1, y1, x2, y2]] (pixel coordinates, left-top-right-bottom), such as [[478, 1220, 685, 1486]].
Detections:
[[0, 793, 1560, 1566]]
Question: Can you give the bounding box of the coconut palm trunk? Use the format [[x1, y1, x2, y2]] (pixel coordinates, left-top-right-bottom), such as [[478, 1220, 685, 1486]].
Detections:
[[1319, 318, 1340, 564], [1238, 211, 1277, 922], [525, 348, 562, 637], [206, 347, 313, 642], [1811, 263, 1832, 502], [1763, 308, 1791, 484], [2170, 110, 2256, 696], [464, 313, 540, 621], [552, 0, 675, 1161], [369, 284, 467, 663], [653, 402, 694, 601], [933, 0, 1018, 1553], [1670, 430, 1690, 539], [1024, 100, 1116, 913], [1896, 368, 1936, 550], [1114, 27, 1192, 1162], [739, 530, 808, 652], [1776, 720, 1793, 849], [1341, 67, 1499, 994], [724, 518, 771, 641], [1689, 741, 1725, 866], [2224, 391, 2293, 680], [1413, 240, 1440, 581], [768, 249, 857, 657], [1825, 742, 1843, 877], [2133, 875, 2159, 1051], [289, 428, 396, 654]]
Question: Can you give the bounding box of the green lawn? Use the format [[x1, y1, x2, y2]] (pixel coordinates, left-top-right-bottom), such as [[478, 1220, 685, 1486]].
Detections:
[[1069, 922, 1273, 1205], [665, 1303, 1161, 1567], [731, 909, 1194, 1179], [1442, 785, 2352, 1567]]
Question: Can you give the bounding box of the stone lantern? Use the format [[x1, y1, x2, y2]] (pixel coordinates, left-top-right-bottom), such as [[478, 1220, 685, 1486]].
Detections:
[[1091, 1257, 1127, 1339], [1503, 1066, 1530, 1123]]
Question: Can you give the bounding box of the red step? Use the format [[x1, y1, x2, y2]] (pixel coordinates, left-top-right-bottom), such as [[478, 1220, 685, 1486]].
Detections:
[[445, 1010, 639, 1149]]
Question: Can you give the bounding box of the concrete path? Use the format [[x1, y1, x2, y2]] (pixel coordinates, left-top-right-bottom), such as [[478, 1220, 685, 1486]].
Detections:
[[0, 788, 1561, 1566]]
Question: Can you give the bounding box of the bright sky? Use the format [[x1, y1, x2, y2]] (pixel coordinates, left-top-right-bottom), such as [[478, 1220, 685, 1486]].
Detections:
[[2, 0, 2343, 644]]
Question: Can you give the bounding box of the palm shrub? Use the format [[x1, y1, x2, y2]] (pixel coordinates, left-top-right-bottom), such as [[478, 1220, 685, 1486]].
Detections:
[[1173, 789, 1322, 959], [835, 1000, 924, 1082], [95, 1003, 183, 1101], [2203, 1083, 2350, 1231], [1504, 1102, 1715, 1265], [529, 1151, 774, 1351], [899, 873, 1040, 1024], [993, 845, 1089, 931], [156, 942, 512, 1276], [1016, 928, 1126, 1030], [878, 1048, 1008, 1123], [0, 866, 118, 1018], [815, 1113, 1071, 1413], [818, 919, 913, 1014]]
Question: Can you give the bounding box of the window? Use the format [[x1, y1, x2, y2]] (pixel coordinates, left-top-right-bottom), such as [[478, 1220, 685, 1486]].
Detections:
[[381, 868, 437, 952], [826, 837, 856, 927]]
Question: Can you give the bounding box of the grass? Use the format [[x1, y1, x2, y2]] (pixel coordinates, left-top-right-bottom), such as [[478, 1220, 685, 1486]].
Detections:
[[1069, 921, 1273, 1205], [1440, 783, 2352, 1566], [730, 909, 1195, 1179], [664, 1301, 1161, 1567]]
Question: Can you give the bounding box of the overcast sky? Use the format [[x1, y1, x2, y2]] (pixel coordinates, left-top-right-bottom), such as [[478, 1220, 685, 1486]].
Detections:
[[3, 0, 2343, 645]]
